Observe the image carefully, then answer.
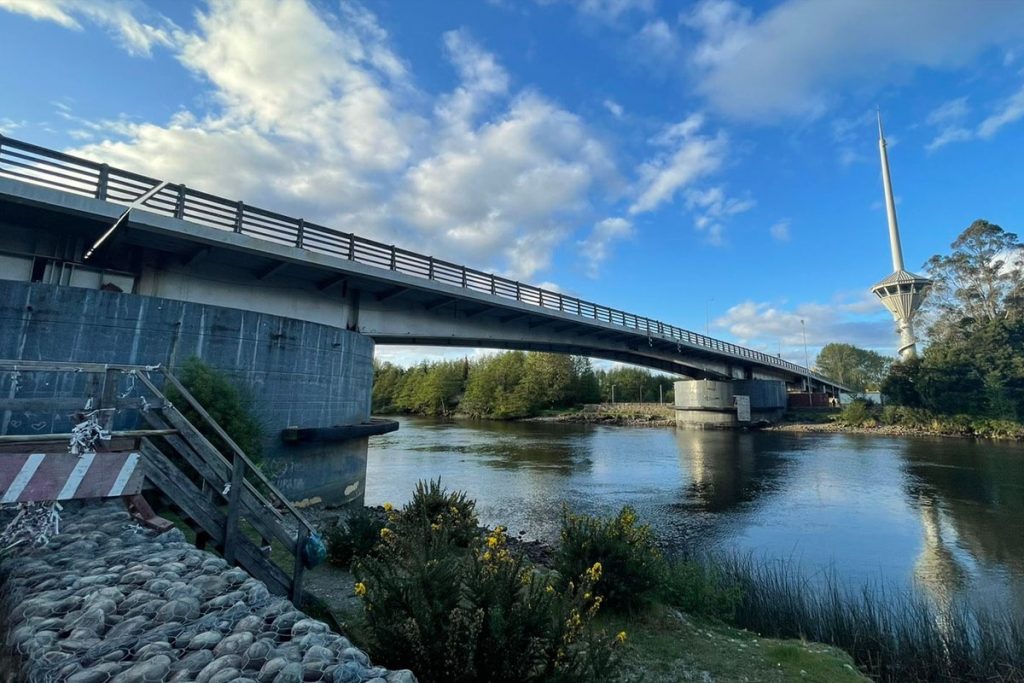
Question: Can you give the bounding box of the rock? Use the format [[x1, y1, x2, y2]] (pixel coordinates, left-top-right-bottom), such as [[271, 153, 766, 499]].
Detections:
[[271, 662, 303, 683], [246, 583, 271, 606], [118, 569, 157, 585], [71, 606, 108, 635], [120, 590, 160, 611], [156, 597, 201, 622], [208, 667, 243, 683], [332, 662, 367, 683], [290, 619, 328, 638], [385, 671, 417, 683], [214, 632, 255, 657], [192, 575, 230, 599], [339, 648, 369, 667], [189, 630, 225, 650], [67, 662, 129, 683], [175, 648, 216, 674], [110, 654, 172, 683], [107, 615, 151, 640], [196, 655, 243, 683], [233, 615, 265, 633], [207, 590, 246, 610], [135, 641, 173, 660], [302, 646, 333, 664], [256, 658, 289, 683], [241, 639, 275, 670]]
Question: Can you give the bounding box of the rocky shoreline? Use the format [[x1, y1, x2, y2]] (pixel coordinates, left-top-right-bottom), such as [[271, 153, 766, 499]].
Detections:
[[0, 501, 415, 683]]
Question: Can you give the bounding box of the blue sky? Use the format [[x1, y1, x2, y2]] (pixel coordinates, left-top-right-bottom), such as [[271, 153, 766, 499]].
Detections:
[[2, 0, 1023, 368]]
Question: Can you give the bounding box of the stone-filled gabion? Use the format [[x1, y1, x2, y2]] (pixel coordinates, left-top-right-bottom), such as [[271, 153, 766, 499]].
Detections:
[[0, 501, 416, 683]]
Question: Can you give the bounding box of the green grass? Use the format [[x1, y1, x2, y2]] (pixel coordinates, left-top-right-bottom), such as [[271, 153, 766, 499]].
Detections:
[[604, 605, 868, 683]]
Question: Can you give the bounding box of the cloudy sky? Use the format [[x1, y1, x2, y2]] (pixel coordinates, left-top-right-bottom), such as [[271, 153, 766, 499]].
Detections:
[[2, 0, 1022, 367]]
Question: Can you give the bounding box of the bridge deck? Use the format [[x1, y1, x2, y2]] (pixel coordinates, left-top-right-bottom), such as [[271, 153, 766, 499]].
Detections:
[[0, 134, 846, 392]]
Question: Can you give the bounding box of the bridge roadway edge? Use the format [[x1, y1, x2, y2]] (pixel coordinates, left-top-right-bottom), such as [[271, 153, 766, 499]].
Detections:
[[0, 279, 374, 506]]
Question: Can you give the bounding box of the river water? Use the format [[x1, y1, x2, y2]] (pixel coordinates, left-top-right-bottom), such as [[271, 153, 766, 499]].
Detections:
[[365, 417, 1024, 610]]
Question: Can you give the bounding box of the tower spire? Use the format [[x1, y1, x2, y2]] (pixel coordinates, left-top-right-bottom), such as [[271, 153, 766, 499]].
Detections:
[[869, 111, 931, 361], [877, 110, 905, 272]]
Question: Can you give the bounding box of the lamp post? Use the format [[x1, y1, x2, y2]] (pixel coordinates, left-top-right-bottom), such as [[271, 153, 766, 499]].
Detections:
[[611, 384, 616, 404], [801, 319, 811, 396]]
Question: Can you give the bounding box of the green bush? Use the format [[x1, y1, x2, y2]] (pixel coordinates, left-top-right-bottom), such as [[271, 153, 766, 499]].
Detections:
[[326, 507, 386, 568], [555, 506, 662, 614], [838, 400, 873, 426], [659, 558, 743, 621], [355, 510, 623, 682], [167, 357, 263, 465], [393, 478, 480, 547]]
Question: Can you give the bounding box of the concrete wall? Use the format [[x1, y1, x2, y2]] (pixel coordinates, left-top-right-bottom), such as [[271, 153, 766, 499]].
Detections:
[[0, 280, 374, 505]]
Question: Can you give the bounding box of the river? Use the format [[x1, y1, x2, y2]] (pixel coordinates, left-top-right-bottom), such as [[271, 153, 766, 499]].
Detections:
[[365, 417, 1024, 610]]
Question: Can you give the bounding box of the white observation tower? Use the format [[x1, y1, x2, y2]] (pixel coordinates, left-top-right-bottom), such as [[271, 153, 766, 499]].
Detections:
[[870, 112, 931, 360]]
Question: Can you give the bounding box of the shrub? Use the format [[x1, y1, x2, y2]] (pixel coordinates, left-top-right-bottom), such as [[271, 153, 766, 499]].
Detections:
[[555, 506, 662, 613], [838, 400, 873, 426], [167, 357, 263, 465], [355, 513, 623, 682], [659, 557, 743, 621], [326, 507, 387, 568], [393, 478, 480, 547]]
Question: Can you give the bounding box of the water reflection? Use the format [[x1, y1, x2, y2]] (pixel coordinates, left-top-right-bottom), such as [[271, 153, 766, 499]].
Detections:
[[367, 417, 1024, 609], [673, 430, 788, 512]]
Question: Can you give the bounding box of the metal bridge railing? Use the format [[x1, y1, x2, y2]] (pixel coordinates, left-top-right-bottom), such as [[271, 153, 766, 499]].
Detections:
[[0, 134, 835, 385]]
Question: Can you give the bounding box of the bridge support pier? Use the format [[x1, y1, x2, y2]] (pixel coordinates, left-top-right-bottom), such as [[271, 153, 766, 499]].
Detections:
[[0, 280, 381, 506], [674, 379, 787, 429]]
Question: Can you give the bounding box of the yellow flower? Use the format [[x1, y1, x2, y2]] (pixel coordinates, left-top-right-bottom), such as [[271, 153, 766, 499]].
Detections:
[[431, 523, 441, 531], [380, 527, 394, 540], [383, 502, 393, 512], [486, 535, 499, 548], [615, 631, 628, 644], [585, 562, 603, 582], [583, 592, 591, 600], [354, 582, 367, 598], [483, 551, 493, 562], [521, 572, 532, 586], [545, 585, 555, 594]]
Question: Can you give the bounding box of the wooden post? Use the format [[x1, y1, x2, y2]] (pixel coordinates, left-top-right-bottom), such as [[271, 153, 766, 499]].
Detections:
[[222, 455, 247, 564], [292, 526, 309, 603]]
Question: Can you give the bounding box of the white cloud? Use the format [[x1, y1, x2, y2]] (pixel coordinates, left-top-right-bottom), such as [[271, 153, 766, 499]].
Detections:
[[627, 19, 681, 67], [0, 0, 178, 56], [715, 298, 896, 361], [603, 99, 624, 118], [978, 83, 1024, 139], [683, 185, 754, 246], [769, 220, 790, 241], [683, 0, 1024, 121], [578, 217, 633, 277], [577, 0, 655, 23], [32, 1, 613, 283], [629, 114, 727, 214]]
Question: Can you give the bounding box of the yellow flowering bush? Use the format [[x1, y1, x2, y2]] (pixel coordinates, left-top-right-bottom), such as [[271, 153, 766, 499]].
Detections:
[[353, 482, 623, 683], [555, 505, 662, 613], [326, 506, 387, 569]]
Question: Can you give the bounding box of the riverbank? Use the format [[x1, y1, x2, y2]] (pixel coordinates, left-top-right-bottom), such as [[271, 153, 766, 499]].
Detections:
[[524, 403, 675, 427], [770, 406, 1024, 441]]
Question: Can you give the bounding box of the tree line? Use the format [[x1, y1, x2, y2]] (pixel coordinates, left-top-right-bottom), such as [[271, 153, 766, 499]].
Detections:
[[880, 220, 1023, 420], [373, 352, 676, 419], [819, 220, 1023, 421]]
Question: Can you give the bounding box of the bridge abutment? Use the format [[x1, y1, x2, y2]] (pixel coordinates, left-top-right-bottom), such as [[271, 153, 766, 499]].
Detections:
[[674, 379, 788, 429], [0, 280, 378, 505]]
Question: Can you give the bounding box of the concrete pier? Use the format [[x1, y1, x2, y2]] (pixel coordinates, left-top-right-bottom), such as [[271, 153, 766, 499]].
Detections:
[[674, 379, 787, 429], [0, 281, 375, 505]]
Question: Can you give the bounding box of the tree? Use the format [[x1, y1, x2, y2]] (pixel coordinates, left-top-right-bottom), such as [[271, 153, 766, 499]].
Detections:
[[814, 343, 891, 393], [923, 220, 1024, 341]]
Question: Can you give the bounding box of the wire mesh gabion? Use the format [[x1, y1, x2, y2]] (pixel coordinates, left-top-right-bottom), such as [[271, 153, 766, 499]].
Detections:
[[0, 500, 415, 683]]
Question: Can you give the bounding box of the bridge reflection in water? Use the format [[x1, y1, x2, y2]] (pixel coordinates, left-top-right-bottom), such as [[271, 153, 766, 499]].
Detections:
[[367, 418, 1024, 614]]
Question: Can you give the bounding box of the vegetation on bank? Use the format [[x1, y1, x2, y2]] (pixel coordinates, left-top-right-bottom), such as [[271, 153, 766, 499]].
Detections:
[[373, 352, 676, 419], [322, 481, 1024, 682], [836, 402, 1024, 439]]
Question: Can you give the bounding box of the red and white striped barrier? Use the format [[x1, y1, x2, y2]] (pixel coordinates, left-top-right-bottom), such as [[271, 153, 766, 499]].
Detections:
[[0, 451, 144, 503]]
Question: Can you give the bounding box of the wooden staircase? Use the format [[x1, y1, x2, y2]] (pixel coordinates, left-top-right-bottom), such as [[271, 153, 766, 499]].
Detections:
[[0, 360, 316, 600]]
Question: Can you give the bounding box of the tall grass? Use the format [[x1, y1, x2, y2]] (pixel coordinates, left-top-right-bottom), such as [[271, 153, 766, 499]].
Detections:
[[693, 553, 1024, 682]]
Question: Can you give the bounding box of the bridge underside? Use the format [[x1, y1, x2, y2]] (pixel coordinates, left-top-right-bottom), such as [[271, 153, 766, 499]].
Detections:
[[0, 177, 845, 394]]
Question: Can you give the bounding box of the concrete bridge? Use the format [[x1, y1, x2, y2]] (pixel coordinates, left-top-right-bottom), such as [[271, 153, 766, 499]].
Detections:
[[0, 135, 845, 502]]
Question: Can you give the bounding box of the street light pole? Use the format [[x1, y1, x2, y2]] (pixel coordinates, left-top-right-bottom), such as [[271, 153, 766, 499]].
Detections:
[[611, 384, 616, 404], [801, 319, 812, 396]]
